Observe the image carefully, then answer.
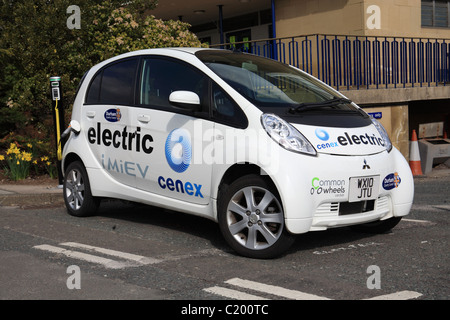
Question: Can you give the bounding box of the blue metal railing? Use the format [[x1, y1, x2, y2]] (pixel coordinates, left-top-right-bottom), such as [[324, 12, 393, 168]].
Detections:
[[211, 34, 450, 90]]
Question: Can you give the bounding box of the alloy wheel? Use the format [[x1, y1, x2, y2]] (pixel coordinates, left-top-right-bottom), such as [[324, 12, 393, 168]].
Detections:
[[65, 168, 85, 211], [225, 186, 284, 251]]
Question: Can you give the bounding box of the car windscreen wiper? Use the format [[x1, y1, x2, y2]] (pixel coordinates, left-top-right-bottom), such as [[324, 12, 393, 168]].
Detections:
[[288, 98, 352, 114]]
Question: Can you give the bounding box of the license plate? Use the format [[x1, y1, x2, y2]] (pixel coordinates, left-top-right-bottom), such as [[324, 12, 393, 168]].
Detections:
[[348, 175, 380, 202]]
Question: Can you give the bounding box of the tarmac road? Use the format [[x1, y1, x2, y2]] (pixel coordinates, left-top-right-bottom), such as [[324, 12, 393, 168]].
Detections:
[[0, 168, 448, 306]]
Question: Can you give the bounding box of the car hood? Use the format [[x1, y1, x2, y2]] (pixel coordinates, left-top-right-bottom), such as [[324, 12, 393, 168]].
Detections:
[[292, 123, 387, 156]]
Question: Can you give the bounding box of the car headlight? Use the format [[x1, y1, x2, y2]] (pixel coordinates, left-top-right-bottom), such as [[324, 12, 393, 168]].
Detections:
[[371, 117, 392, 152], [261, 113, 317, 156]]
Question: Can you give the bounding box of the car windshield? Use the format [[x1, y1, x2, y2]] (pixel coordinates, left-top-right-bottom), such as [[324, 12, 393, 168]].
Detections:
[[196, 50, 356, 112]]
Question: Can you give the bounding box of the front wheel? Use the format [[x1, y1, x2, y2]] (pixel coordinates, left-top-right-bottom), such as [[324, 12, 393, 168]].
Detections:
[[63, 161, 99, 217], [218, 175, 295, 259]]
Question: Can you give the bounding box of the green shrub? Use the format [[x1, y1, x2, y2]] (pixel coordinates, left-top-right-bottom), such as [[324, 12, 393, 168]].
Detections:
[[0, 0, 206, 179]]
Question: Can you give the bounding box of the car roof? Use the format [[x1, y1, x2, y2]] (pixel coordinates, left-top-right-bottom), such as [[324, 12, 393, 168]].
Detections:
[[89, 47, 221, 72], [115, 47, 216, 59], [129, 47, 208, 55], [169, 47, 208, 54]]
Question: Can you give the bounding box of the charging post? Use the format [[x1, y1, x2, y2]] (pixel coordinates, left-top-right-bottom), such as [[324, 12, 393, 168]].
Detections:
[[50, 76, 65, 186]]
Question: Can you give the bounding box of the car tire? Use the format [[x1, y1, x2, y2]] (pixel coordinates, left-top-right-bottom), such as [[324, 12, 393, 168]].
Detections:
[[350, 216, 402, 234], [63, 161, 99, 217], [218, 174, 295, 259]]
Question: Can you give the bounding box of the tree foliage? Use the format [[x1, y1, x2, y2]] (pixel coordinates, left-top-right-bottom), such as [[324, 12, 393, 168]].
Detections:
[[0, 0, 205, 139]]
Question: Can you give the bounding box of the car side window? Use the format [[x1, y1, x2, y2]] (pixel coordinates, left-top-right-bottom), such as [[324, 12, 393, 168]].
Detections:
[[212, 83, 248, 129], [85, 72, 101, 104], [86, 58, 138, 105], [139, 57, 207, 110]]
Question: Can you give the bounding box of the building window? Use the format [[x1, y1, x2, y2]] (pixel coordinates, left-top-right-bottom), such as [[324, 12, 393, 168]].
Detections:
[[422, 0, 450, 28]]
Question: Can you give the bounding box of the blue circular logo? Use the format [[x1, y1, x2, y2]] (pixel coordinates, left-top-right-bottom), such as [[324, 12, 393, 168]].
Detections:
[[104, 108, 122, 122], [165, 128, 192, 173], [315, 128, 329, 141]]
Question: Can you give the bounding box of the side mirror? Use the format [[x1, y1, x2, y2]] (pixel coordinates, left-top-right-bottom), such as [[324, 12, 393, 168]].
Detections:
[[169, 91, 201, 111]]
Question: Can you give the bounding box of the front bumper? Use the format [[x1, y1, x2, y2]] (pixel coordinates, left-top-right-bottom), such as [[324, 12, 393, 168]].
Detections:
[[267, 147, 414, 234]]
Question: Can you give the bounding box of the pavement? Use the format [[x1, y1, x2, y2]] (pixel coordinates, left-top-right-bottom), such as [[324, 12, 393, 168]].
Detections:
[[0, 181, 64, 208], [0, 165, 449, 208]]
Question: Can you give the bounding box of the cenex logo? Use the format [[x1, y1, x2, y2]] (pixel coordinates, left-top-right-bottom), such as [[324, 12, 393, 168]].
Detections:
[[315, 128, 329, 141], [315, 128, 339, 150], [165, 128, 192, 173], [160, 128, 203, 198]]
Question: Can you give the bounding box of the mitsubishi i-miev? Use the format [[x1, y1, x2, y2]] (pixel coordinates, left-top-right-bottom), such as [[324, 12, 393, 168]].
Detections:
[[61, 48, 414, 258]]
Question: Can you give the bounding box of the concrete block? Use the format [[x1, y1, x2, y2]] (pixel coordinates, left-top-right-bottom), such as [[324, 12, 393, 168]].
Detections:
[[418, 138, 450, 174]]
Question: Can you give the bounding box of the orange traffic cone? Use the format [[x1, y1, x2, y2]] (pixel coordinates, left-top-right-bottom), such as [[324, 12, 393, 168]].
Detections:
[[409, 130, 423, 176]]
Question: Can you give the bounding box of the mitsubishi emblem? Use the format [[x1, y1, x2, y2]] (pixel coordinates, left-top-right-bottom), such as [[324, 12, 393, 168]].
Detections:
[[363, 159, 371, 170]]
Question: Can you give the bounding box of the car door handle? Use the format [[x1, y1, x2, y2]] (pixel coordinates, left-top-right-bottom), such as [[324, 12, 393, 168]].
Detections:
[[86, 111, 96, 118], [137, 114, 151, 123]]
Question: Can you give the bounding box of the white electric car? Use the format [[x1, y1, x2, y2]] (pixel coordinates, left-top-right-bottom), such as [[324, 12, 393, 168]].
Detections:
[[61, 48, 414, 258]]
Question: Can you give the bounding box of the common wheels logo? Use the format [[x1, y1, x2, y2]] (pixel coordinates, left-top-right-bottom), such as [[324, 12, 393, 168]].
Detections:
[[165, 128, 192, 173], [310, 177, 346, 197]]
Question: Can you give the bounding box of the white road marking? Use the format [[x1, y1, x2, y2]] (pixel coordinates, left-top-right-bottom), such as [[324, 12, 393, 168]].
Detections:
[[411, 204, 449, 212], [225, 278, 330, 300], [33, 242, 160, 269], [364, 290, 423, 300], [402, 218, 432, 224], [204, 278, 422, 300], [432, 205, 450, 211], [203, 286, 269, 300], [34, 244, 120, 268], [60, 242, 161, 264], [33, 243, 424, 300]]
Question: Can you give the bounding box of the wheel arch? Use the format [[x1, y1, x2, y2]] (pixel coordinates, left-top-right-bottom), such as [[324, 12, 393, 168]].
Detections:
[[216, 163, 281, 208], [62, 153, 84, 177]]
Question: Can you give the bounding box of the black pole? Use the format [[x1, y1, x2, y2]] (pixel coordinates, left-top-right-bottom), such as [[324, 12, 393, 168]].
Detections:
[[50, 76, 65, 186], [218, 5, 224, 49], [271, 0, 278, 60]]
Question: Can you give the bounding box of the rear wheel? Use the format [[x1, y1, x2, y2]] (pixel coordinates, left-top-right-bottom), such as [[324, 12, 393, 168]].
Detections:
[[218, 174, 295, 259], [350, 216, 402, 234], [63, 161, 99, 217]]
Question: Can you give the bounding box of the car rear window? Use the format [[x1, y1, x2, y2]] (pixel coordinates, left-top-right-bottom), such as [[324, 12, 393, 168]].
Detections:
[[86, 58, 138, 105]]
